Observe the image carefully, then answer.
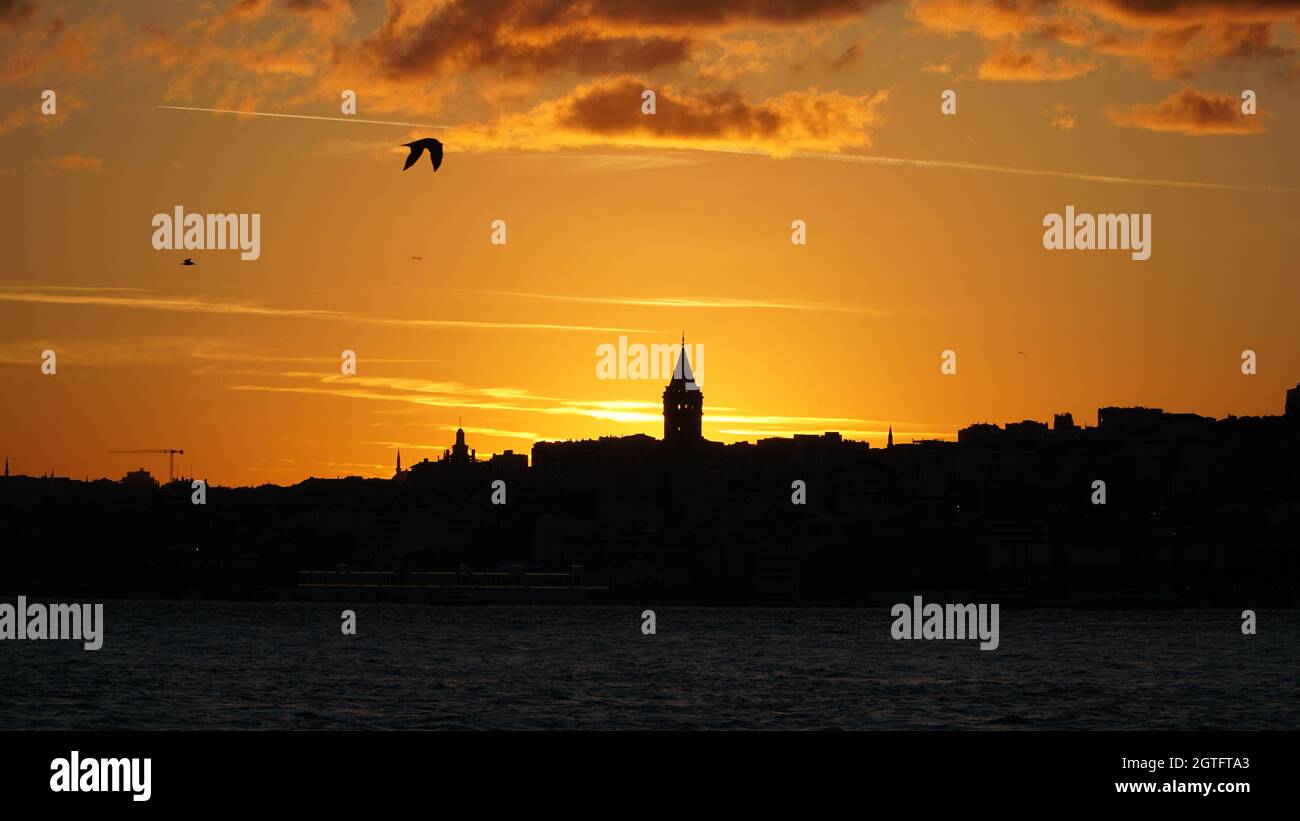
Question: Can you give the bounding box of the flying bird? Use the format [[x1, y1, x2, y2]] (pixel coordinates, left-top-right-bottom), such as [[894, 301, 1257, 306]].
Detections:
[[411, 256, 423, 260], [402, 138, 443, 172], [181, 258, 196, 266]]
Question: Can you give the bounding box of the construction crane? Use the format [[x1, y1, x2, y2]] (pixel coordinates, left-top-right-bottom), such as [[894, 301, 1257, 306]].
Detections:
[[108, 449, 184, 483]]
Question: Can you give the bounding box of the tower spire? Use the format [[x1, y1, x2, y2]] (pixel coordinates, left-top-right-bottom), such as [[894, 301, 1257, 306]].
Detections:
[[663, 332, 703, 446], [887, 426, 893, 449], [396, 449, 401, 473]]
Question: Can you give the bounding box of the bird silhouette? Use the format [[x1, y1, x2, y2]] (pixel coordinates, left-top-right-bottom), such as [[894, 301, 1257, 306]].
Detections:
[[402, 138, 443, 172], [411, 256, 423, 260], [181, 258, 196, 266]]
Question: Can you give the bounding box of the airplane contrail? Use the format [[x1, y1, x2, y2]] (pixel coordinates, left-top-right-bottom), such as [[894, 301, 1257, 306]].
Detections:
[[156, 105, 468, 130], [157, 104, 1298, 193], [704, 145, 1300, 194], [0, 288, 656, 334]]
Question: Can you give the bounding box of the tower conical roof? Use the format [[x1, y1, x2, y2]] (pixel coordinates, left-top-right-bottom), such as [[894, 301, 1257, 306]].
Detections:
[[667, 335, 698, 390]]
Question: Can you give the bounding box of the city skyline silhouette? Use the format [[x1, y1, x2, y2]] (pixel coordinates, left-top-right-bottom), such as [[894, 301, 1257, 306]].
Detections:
[[3, 354, 1297, 607], [6, 344, 1298, 487]]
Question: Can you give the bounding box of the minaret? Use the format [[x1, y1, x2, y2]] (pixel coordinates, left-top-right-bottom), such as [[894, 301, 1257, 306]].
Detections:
[[396, 449, 402, 473], [662, 334, 703, 446], [887, 426, 893, 449]]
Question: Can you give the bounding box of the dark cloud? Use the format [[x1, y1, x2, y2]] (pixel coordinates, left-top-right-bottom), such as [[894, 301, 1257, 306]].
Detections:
[[364, 0, 881, 80], [1092, 0, 1300, 21], [911, 0, 1300, 79], [1108, 86, 1267, 134], [563, 80, 781, 138], [376, 27, 690, 79], [979, 39, 1096, 80], [0, 0, 35, 28], [283, 0, 352, 13], [573, 0, 874, 26], [1211, 21, 1293, 60], [469, 75, 892, 154]]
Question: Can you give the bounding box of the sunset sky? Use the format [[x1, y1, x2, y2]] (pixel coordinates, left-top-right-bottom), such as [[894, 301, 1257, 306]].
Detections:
[[1, 0, 1298, 485]]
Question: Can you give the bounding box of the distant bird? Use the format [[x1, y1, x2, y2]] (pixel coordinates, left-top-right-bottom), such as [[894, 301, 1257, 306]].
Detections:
[[181, 258, 195, 266], [411, 256, 423, 260], [1017, 351, 1026, 357], [402, 138, 443, 172]]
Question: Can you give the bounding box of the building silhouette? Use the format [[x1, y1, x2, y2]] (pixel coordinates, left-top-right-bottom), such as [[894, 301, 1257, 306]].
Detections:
[[662, 338, 702, 446], [446, 426, 475, 464], [122, 467, 159, 488]]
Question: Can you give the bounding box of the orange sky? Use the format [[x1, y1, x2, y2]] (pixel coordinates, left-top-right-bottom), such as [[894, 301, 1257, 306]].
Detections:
[[1, 0, 1298, 485]]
